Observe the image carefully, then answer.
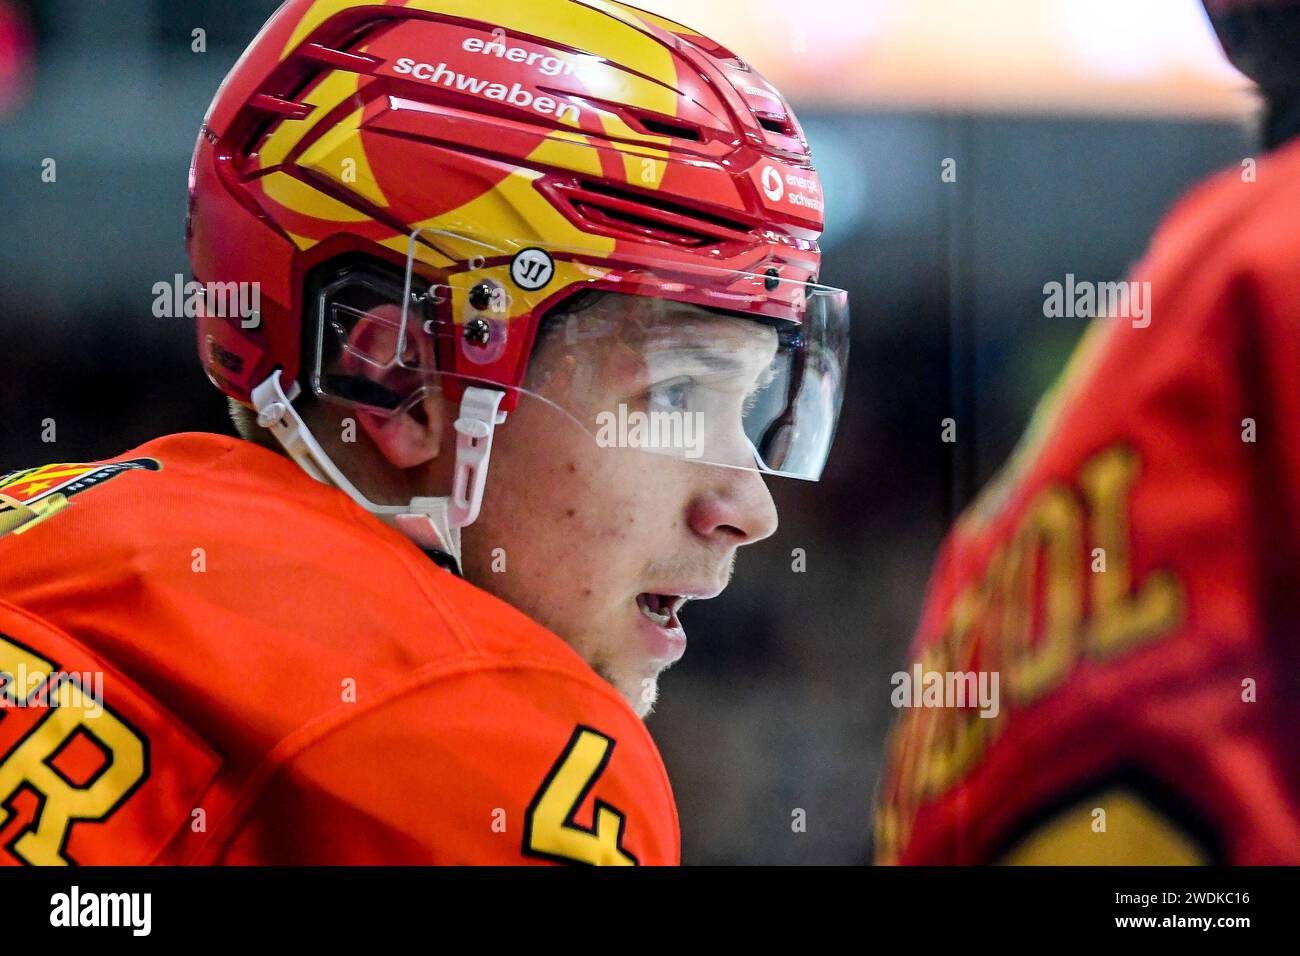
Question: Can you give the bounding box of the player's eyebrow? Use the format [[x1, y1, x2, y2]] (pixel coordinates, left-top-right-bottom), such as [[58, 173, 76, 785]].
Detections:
[[643, 317, 780, 370], [652, 346, 768, 377], [647, 345, 781, 397]]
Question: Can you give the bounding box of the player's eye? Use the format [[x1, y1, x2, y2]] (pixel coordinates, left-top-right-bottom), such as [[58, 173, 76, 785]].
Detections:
[[646, 376, 694, 413]]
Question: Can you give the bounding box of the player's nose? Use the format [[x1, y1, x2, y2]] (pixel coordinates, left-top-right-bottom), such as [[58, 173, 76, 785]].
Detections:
[[687, 466, 779, 547]]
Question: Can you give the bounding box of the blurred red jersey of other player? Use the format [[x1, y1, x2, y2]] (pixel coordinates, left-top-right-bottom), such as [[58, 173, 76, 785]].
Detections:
[[0, 0, 33, 118], [876, 0, 1300, 864], [0, 0, 849, 865]]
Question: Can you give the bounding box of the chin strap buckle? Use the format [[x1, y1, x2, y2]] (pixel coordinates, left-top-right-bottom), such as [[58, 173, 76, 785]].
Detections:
[[449, 386, 507, 528]]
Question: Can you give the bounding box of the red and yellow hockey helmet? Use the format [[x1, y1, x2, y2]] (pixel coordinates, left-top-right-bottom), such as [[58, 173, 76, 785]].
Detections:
[[188, 0, 848, 501]]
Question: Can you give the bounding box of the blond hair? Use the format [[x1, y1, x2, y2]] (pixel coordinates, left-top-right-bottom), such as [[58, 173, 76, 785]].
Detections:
[[227, 398, 285, 454]]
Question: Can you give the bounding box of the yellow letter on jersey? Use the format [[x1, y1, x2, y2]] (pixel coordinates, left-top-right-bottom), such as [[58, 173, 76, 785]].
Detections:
[[0, 634, 146, 865]]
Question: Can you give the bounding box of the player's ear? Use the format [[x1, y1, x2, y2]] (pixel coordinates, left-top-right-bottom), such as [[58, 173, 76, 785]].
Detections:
[[341, 304, 447, 470], [357, 388, 446, 470]]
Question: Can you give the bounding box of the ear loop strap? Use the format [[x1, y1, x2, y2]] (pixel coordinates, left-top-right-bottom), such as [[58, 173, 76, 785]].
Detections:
[[249, 369, 505, 575]]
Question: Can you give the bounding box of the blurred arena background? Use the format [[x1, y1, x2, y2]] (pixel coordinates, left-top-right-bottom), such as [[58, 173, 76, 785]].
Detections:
[[0, 0, 1257, 863]]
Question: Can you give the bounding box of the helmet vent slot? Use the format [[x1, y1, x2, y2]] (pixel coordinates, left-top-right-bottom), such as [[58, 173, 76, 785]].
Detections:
[[757, 114, 792, 136], [573, 200, 714, 247], [636, 117, 703, 142], [545, 178, 757, 248]]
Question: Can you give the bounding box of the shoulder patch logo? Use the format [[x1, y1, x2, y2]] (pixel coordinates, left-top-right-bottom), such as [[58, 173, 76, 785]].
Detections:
[[0, 458, 161, 539]]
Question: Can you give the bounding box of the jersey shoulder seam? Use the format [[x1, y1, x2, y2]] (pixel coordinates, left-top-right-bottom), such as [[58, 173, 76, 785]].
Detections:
[[198, 654, 672, 862]]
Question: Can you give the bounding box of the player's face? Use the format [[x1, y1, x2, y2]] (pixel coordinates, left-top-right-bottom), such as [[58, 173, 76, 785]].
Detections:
[[460, 297, 780, 717]]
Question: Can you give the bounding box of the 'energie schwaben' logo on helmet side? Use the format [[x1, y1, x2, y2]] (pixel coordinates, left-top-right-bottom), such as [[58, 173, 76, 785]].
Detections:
[[755, 162, 825, 215], [390, 58, 581, 123], [460, 35, 601, 80], [385, 34, 603, 125]]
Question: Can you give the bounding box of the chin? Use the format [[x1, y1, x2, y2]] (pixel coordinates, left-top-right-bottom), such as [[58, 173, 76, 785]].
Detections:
[[629, 675, 660, 719], [597, 661, 661, 720], [551, 624, 669, 720]]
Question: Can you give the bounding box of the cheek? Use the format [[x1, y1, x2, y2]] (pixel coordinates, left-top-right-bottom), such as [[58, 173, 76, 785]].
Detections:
[[494, 407, 668, 538], [559, 450, 690, 556], [471, 396, 697, 605], [511, 477, 670, 599], [469, 422, 623, 585]]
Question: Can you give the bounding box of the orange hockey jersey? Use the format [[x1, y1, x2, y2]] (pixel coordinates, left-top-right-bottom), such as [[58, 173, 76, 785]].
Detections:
[[876, 138, 1300, 864], [0, 432, 679, 865]]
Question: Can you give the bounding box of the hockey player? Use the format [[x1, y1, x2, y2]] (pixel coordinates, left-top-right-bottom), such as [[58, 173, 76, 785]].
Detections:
[[0, 0, 848, 865], [876, 0, 1300, 864]]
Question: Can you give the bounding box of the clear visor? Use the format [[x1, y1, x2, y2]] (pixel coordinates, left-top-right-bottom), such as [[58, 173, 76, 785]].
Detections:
[[312, 228, 849, 481]]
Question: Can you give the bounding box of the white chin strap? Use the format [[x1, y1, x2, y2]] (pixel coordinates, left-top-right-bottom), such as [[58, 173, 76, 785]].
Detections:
[[249, 370, 506, 572]]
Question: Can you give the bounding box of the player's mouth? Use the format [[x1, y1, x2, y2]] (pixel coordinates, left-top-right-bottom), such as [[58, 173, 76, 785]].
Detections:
[[635, 592, 690, 664]]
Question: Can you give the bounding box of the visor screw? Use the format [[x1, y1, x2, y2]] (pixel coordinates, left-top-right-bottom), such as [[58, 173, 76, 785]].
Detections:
[[256, 402, 285, 429], [464, 317, 492, 347], [764, 268, 780, 291], [469, 282, 494, 312]]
